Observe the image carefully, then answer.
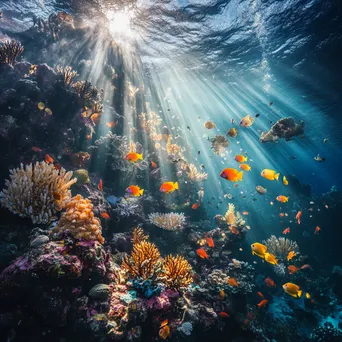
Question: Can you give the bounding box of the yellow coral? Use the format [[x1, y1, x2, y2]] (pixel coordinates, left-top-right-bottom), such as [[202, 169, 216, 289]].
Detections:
[[0, 161, 76, 224], [160, 255, 193, 289], [132, 227, 149, 245], [122, 241, 162, 279], [52, 194, 104, 244], [225, 203, 236, 226]]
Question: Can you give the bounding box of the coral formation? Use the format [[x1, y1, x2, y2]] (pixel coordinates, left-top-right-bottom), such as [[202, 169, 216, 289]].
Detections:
[[186, 163, 208, 182], [148, 212, 186, 231], [56, 65, 79, 86], [132, 226, 149, 245], [0, 161, 76, 224], [263, 235, 299, 261], [0, 40, 24, 65], [51, 194, 104, 244]]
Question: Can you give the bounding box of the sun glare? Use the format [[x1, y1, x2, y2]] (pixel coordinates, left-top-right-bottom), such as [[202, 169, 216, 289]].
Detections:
[[107, 9, 135, 40]]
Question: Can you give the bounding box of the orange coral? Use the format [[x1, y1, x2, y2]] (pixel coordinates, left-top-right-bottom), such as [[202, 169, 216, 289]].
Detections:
[[160, 255, 193, 289], [122, 241, 162, 279], [52, 194, 104, 244], [132, 227, 149, 245]]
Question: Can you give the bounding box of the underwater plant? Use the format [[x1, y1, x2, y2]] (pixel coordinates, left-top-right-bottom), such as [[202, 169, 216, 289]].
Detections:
[[0, 161, 76, 224], [51, 194, 104, 244], [148, 212, 186, 231], [0, 40, 24, 66], [159, 254, 193, 289], [263, 235, 299, 261], [56, 65, 79, 86]]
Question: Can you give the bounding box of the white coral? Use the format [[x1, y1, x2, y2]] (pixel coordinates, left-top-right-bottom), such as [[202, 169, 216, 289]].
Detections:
[[148, 212, 186, 231]]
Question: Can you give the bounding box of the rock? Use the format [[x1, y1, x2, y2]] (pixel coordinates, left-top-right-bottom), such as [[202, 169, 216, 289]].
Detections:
[[35, 63, 57, 86], [89, 284, 111, 300], [0, 242, 18, 269], [0, 115, 17, 138], [0, 88, 17, 105], [14, 79, 41, 99], [29, 235, 49, 248]]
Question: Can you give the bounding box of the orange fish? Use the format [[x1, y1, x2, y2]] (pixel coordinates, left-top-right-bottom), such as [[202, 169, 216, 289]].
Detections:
[[287, 251, 297, 261], [279, 213, 285, 217], [106, 121, 116, 128], [101, 212, 110, 220], [314, 226, 321, 235], [124, 152, 143, 163], [160, 319, 168, 328], [218, 312, 230, 318], [126, 185, 144, 197], [283, 227, 290, 234], [206, 237, 214, 248], [227, 277, 239, 287], [98, 179, 103, 191], [288, 265, 300, 274], [234, 155, 248, 163], [196, 248, 209, 259], [239, 163, 251, 171], [242, 211, 249, 215], [257, 292, 264, 298], [151, 161, 157, 168], [296, 210, 302, 224], [257, 299, 269, 308], [45, 154, 54, 164], [90, 113, 101, 125], [300, 264, 311, 270], [54, 163, 62, 170], [229, 226, 239, 235], [220, 168, 243, 182], [192, 203, 200, 210], [32, 146, 42, 152], [159, 325, 170, 339], [265, 278, 276, 288], [160, 182, 178, 193], [276, 195, 289, 203]]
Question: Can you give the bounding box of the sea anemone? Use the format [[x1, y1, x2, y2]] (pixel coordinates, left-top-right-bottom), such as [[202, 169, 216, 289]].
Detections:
[[148, 212, 186, 231]]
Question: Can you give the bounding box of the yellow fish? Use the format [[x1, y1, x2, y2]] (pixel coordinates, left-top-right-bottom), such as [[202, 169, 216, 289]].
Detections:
[[276, 195, 289, 203], [264, 253, 278, 265], [283, 176, 288, 186], [305, 293, 311, 299], [282, 283, 303, 298], [239, 164, 251, 171], [160, 182, 179, 193], [251, 243, 267, 258], [240, 115, 254, 127], [261, 169, 280, 181], [287, 251, 296, 261]]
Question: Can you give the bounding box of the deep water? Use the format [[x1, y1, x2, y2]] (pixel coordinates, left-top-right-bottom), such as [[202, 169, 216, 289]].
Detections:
[[1, 1, 342, 342]]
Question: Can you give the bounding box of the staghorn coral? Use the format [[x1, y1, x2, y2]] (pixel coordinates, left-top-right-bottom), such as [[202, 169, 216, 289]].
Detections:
[[211, 135, 228, 154], [122, 241, 162, 280], [72, 80, 98, 100], [263, 235, 299, 261], [56, 65, 78, 86], [51, 194, 104, 244], [186, 164, 208, 182], [148, 212, 186, 231], [0, 161, 76, 224], [159, 255, 193, 289], [0, 40, 24, 66], [132, 227, 149, 245]]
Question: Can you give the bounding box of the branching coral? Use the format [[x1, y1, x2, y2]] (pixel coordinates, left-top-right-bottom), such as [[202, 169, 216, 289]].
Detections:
[[148, 212, 186, 231], [122, 241, 162, 280], [72, 80, 98, 100], [56, 65, 78, 86], [159, 255, 193, 289], [0, 161, 76, 224], [263, 235, 299, 261], [0, 40, 24, 66], [186, 164, 208, 182], [132, 227, 149, 245], [51, 194, 104, 244], [225, 203, 236, 225]]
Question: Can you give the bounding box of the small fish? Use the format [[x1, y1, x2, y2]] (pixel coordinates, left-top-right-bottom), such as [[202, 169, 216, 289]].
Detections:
[[257, 299, 269, 308], [218, 311, 230, 318], [314, 226, 321, 235], [255, 113, 260, 118], [287, 251, 296, 261], [296, 210, 302, 224], [196, 248, 209, 259], [38, 102, 45, 110], [187, 126, 191, 131], [106, 121, 116, 128], [151, 161, 157, 168], [219, 289, 225, 300], [314, 154, 325, 162], [256, 185, 267, 195], [160, 319, 169, 328], [206, 237, 214, 248], [323, 138, 328, 143], [160, 182, 179, 193], [227, 277, 239, 287], [264, 253, 278, 265], [98, 179, 103, 191], [276, 195, 289, 203], [159, 325, 170, 339], [32, 146, 42, 152], [251, 242, 267, 258], [45, 154, 54, 164], [257, 292, 264, 298], [282, 283, 302, 298], [305, 293, 311, 299], [283, 176, 288, 186], [101, 212, 110, 220], [192, 203, 200, 210], [126, 185, 144, 197], [242, 211, 249, 215], [240, 115, 254, 127], [124, 152, 143, 163], [283, 227, 290, 234], [45, 108, 53, 115], [300, 264, 311, 270], [234, 155, 248, 163], [265, 278, 276, 288], [220, 168, 243, 182], [288, 265, 300, 274], [269, 101, 273, 106], [261, 169, 280, 181], [239, 164, 251, 171], [279, 213, 285, 217]]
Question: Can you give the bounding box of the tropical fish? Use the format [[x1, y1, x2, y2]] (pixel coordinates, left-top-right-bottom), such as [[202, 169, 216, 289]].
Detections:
[[124, 152, 143, 163], [192, 203, 200, 210], [288, 265, 300, 274], [32, 146, 42, 152], [276, 195, 289, 203], [264, 253, 278, 265], [159, 325, 170, 339], [219, 289, 225, 300], [206, 237, 214, 248], [220, 168, 243, 182], [45, 154, 54, 164], [283, 176, 288, 186], [38, 102, 45, 110], [101, 212, 110, 220], [287, 251, 296, 261], [283, 227, 290, 234], [256, 185, 267, 195], [239, 163, 251, 171], [300, 264, 311, 270], [151, 161, 157, 168], [45, 108, 53, 115], [90, 113, 101, 125], [296, 210, 302, 224], [98, 179, 103, 191], [160, 319, 169, 328], [314, 226, 321, 235], [126, 185, 144, 197], [240, 115, 254, 127], [106, 121, 116, 128], [227, 277, 239, 287], [160, 182, 179, 193], [204, 120, 216, 129], [234, 155, 248, 163], [265, 278, 276, 287], [257, 299, 269, 308], [261, 169, 279, 181], [251, 242, 267, 258], [218, 312, 230, 318], [242, 211, 249, 215], [257, 292, 264, 298], [282, 283, 302, 298], [196, 248, 209, 259], [305, 293, 311, 299]]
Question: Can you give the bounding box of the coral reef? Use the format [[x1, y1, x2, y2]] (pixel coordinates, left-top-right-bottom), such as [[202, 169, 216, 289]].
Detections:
[[263, 235, 299, 261], [51, 194, 104, 244], [0, 40, 24, 66], [0, 161, 76, 224], [186, 164, 208, 182], [132, 226, 149, 245], [310, 322, 342, 341], [56, 65, 79, 86], [148, 212, 186, 231]]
